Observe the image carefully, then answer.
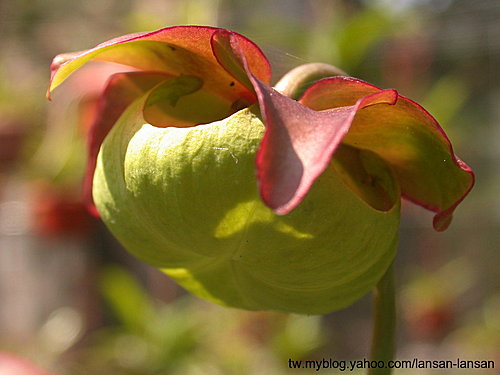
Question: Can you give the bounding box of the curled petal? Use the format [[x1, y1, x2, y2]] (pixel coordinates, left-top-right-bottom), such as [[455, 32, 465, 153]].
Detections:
[[211, 30, 256, 91], [212, 30, 398, 214], [300, 77, 475, 230], [48, 26, 271, 106], [253, 83, 397, 214]]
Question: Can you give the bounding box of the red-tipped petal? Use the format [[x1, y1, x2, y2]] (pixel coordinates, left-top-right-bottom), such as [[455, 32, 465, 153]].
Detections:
[[300, 76, 474, 230], [211, 30, 258, 91], [212, 30, 398, 214], [255, 84, 397, 214], [48, 26, 271, 107]]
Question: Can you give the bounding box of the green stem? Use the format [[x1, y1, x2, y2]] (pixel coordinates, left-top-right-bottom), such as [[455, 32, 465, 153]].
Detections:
[[274, 62, 347, 100], [368, 263, 396, 375]]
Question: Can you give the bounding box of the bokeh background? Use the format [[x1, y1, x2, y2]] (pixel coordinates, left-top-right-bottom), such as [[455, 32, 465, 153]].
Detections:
[[0, 0, 498, 374]]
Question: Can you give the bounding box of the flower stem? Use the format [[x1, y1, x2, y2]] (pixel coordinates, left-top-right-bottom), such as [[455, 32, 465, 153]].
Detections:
[[368, 263, 396, 375], [274, 62, 347, 99]]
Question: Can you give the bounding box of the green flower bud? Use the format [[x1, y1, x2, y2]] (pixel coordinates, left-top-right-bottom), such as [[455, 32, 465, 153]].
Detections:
[[48, 26, 473, 315], [93, 99, 399, 314]]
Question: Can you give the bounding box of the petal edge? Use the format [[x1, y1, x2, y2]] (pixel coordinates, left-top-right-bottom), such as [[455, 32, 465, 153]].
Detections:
[[300, 76, 475, 230]]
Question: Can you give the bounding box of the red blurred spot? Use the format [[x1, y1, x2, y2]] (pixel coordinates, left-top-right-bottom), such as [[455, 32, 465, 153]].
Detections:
[[0, 120, 27, 173], [407, 304, 455, 341], [0, 353, 53, 375], [31, 184, 97, 237]]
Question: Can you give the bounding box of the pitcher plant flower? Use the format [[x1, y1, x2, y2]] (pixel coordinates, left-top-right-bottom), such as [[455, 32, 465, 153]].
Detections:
[[48, 26, 473, 315]]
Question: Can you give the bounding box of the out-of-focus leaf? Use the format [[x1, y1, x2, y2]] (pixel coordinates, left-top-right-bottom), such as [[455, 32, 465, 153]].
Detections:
[[337, 7, 396, 69], [421, 74, 469, 127], [100, 266, 155, 334]]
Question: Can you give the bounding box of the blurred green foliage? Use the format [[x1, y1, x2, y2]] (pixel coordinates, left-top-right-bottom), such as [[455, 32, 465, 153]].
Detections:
[[64, 266, 326, 374]]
